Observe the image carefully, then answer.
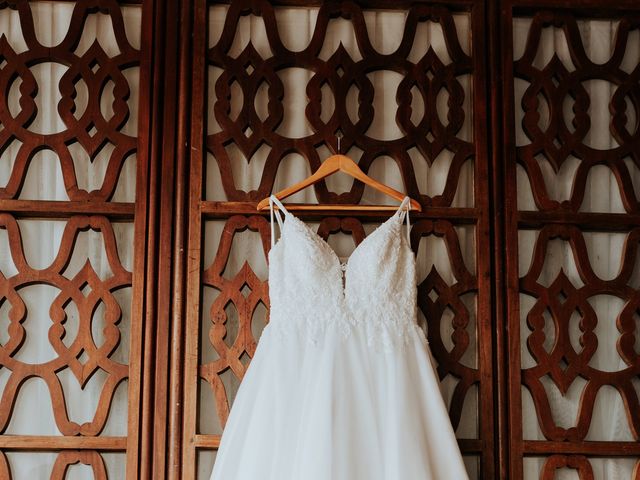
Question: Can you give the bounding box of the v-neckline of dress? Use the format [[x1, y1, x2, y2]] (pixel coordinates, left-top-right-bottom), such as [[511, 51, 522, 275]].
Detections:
[[270, 195, 411, 286]]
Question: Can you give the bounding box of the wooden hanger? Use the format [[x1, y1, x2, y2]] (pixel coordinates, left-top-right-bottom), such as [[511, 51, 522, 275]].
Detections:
[[256, 151, 422, 212]]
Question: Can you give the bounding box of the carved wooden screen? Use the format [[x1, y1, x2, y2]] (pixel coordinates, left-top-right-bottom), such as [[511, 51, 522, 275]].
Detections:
[[183, 1, 494, 479], [501, 1, 640, 479], [0, 1, 153, 478], [4, 0, 640, 479]]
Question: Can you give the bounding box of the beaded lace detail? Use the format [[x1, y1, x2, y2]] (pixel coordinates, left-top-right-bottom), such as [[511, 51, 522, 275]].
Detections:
[[266, 195, 427, 350]]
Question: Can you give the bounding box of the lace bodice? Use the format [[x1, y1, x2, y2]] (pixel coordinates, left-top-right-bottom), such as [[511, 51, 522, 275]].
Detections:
[[266, 195, 425, 350]]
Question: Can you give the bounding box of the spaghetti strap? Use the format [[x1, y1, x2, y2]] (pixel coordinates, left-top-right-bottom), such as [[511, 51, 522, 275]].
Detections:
[[269, 195, 285, 248], [397, 196, 411, 241], [269, 194, 290, 217]]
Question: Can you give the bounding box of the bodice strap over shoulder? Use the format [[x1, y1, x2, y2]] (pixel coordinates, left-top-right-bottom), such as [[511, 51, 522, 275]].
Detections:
[[269, 195, 286, 247]]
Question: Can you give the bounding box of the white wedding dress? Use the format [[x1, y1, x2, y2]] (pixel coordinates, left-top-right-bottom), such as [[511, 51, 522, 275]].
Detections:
[[210, 195, 469, 480]]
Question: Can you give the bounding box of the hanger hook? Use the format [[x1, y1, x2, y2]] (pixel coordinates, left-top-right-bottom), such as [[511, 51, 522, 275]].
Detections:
[[336, 131, 343, 154]]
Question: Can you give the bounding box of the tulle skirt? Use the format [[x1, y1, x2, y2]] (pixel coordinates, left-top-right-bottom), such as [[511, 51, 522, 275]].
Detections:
[[209, 322, 469, 480]]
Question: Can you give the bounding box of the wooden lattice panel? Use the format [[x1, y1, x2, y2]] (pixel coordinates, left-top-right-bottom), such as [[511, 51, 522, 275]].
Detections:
[[206, 2, 474, 206], [184, 1, 493, 479], [504, 6, 640, 479], [0, 1, 148, 479], [0, 1, 139, 204]]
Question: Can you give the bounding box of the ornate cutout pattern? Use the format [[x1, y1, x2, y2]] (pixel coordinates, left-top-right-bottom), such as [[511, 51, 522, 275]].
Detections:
[[521, 226, 640, 440], [207, 1, 474, 207], [0, 1, 144, 478], [515, 12, 640, 213], [0, 0, 139, 201], [0, 215, 131, 436], [509, 9, 640, 479], [199, 215, 270, 427]]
